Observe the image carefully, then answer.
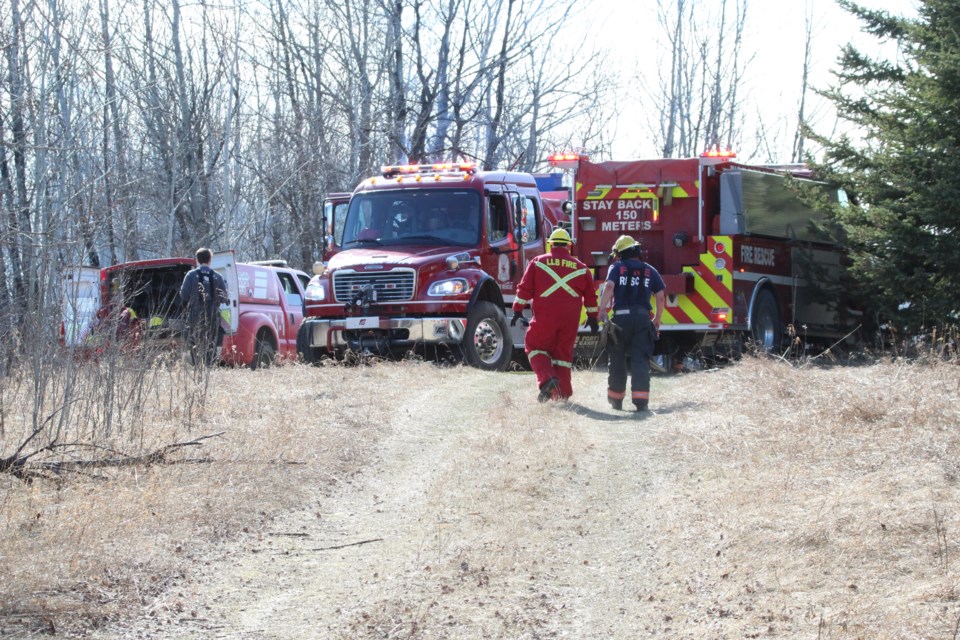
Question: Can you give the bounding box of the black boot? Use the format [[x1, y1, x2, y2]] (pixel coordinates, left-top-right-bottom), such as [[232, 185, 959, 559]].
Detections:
[[607, 396, 623, 410], [538, 377, 559, 403], [634, 401, 649, 412]]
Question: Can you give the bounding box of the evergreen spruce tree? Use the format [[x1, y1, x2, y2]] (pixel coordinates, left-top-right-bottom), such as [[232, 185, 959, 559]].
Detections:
[[810, 0, 960, 330]]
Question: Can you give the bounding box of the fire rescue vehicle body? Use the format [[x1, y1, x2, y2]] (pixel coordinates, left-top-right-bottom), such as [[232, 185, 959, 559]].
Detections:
[[551, 152, 852, 365], [64, 254, 311, 368], [297, 163, 567, 371]]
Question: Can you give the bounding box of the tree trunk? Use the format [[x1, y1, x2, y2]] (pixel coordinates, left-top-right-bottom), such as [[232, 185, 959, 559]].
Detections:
[[482, 0, 516, 170]]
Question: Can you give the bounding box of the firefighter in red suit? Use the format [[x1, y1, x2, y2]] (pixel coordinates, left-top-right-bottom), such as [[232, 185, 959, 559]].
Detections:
[[512, 228, 600, 402]]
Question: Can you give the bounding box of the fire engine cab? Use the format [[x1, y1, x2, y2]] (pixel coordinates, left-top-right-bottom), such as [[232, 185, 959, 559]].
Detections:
[[297, 162, 566, 370], [550, 151, 857, 366]]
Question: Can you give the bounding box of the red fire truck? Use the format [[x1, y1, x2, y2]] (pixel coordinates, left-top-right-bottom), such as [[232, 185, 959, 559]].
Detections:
[[297, 153, 854, 371], [297, 163, 567, 370], [549, 151, 856, 367]]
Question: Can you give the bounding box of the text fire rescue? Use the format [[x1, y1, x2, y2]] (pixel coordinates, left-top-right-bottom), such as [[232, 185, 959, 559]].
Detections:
[[582, 198, 656, 232]]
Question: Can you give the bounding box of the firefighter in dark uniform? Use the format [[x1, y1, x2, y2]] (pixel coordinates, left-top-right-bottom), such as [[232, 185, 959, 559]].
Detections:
[[513, 228, 600, 402], [598, 235, 666, 411], [179, 247, 229, 366]]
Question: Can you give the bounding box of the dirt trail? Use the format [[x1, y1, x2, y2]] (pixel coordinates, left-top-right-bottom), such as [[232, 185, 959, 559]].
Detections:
[[70, 360, 960, 638], [98, 367, 688, 639]]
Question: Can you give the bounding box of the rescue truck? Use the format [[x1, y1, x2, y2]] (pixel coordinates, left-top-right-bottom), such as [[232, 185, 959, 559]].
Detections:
[[63, 254, 312, 368], [549, 150, 856, 367], [297, 163, 566, 370]]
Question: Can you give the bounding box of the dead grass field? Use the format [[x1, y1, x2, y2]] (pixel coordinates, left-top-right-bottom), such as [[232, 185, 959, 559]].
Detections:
[[2, 355, 960, 638]]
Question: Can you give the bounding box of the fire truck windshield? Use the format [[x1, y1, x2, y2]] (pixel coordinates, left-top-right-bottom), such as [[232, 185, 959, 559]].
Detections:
[[342, 189, 481, 248]]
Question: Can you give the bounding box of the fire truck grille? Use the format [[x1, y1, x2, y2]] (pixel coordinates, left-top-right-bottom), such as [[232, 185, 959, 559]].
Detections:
[[333, 269, 416, 303]]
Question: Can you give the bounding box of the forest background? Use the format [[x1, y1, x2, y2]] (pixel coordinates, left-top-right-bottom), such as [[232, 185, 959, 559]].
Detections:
[[0, 0, 953, 351]]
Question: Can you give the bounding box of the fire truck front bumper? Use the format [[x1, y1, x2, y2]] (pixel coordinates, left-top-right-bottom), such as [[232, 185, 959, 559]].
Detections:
[[302, 316, 469, 352]]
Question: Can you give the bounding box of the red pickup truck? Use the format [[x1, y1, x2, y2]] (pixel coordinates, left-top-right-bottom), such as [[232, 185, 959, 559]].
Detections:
[[62, 253, 311, 368]]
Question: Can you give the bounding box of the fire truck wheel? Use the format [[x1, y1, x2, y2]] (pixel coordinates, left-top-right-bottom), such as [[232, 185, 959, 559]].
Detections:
[[463, 302, 513, 371], [251, 333, 277, 370], [750, 288, 781, 353], [296, 323, 321, 365]]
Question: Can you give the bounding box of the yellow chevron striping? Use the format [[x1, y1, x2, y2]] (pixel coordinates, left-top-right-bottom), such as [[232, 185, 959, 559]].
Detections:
[[677, 295, 709, 323], [618, 190, 658, 200], [585, 186, 612, 199], [700, 260, 733, 291], [693, 273, 728, 309]]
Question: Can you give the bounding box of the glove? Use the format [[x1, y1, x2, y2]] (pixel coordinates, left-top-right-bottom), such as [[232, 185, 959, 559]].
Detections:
[[586, 316, 599, 333], [511, 311, 523, 327]]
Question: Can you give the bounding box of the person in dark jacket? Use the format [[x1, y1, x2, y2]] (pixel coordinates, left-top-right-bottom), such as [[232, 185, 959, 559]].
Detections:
[[179, 248, 228, 366], [598, 235, 665, 412]]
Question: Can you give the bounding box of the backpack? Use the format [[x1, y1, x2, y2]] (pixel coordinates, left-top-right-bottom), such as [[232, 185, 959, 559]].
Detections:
[[195, 268, 222, 318]]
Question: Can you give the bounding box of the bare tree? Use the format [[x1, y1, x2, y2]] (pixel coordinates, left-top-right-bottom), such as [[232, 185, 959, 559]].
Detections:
[[791, 2, 814, 163], [3, 0, 32, 314], [651, 0, 750, 158], [100, 0, 138, 262]]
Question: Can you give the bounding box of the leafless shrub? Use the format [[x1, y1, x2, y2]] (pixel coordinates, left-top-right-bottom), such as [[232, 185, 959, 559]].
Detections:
[[0, 361, 405, 632]]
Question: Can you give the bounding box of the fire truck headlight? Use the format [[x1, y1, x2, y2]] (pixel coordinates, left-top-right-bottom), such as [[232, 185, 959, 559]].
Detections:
[[673, 232, 688, 247], [428, 278, 471, 297], [305, 278, 326, 301]]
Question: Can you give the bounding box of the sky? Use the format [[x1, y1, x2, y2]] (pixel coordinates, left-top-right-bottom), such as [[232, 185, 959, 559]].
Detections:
[[581, 0, 918, 163]]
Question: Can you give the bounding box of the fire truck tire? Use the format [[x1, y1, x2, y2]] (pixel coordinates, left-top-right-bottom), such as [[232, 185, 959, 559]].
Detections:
[[296, 322, 321, 365], [251, 332, 276, 370], [750, 288, 781, 353], [463, 302, 513, 371]]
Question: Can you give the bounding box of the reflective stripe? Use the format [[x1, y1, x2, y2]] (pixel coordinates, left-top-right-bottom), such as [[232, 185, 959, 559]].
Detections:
[[607, 389, 626, 400], [585, 307, 598, 313], [631, 391, 650, 400], [534, 261, 585, 298], [528, 350, 551, 360], [552, 359, 572, 368], [515, 297, 529, 306]]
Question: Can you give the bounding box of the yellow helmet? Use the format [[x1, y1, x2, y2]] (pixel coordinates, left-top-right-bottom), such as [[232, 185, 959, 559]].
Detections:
[[611, 235, 639, 254], [548, 227, 572, 246]]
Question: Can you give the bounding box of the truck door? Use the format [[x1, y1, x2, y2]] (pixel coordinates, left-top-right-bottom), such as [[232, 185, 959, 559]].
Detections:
[[513, 193, 546, 278], [483, 191, 521, 299], [275, 270, 305, 357], [212, 250, 239, 335], [62, 267, 100, 346], [322, 193, 350, 260], [503, 190, 526, 286]]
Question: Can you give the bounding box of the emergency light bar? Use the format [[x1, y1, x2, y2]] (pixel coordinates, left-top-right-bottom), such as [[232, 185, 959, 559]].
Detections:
[[701, 148, 737, 159], [547, 153, 583, 169], [380, 162, 477, 178]]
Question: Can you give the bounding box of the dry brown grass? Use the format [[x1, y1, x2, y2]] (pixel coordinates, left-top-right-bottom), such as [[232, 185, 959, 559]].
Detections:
[[3, 353, 960, 638], [643, 357, 960, 638], [0, 357, 403, 635]]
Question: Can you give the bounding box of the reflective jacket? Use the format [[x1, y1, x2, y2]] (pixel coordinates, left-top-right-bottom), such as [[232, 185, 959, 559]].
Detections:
[[513, 246, 598, 324]]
